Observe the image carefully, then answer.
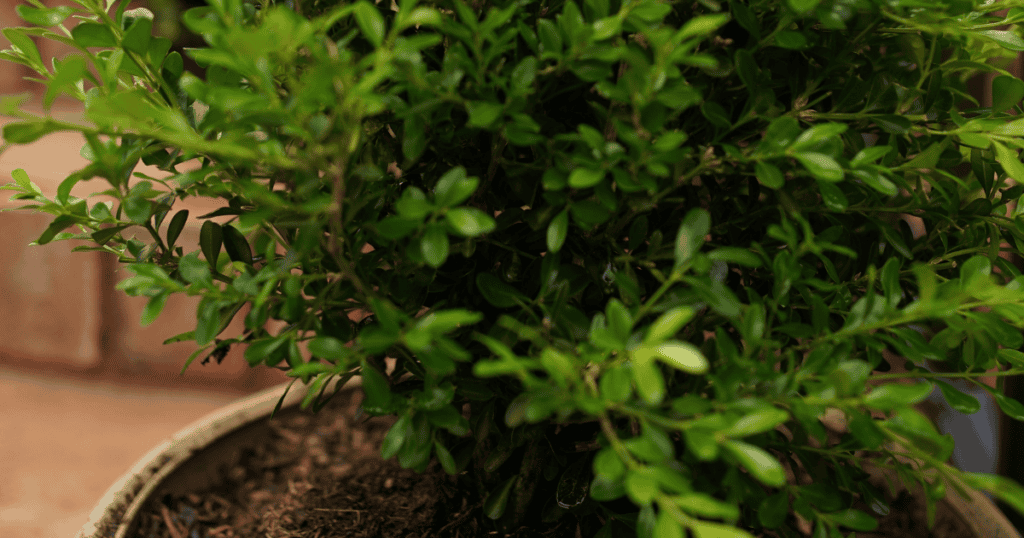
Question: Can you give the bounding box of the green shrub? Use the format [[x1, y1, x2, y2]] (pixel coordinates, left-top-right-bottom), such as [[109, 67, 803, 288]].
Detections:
[[7, 0, 1024, 535]]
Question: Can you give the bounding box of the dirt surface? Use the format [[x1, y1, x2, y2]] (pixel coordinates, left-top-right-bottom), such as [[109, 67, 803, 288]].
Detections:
[[134, 388, 979, 538]]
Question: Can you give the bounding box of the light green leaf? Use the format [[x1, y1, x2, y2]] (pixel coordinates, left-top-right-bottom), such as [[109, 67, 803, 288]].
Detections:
[[755, 161, 784, 189], [446, 207, 496, 237], [568, 167, 605, 188], [723, 408, 790, 438], [864, 382, 934, 410], [466, 101, 504, 128], [421, 225, 449, 268], [796, 153, 844, 182], [353, 1, 386, 47], [645, 307, 695, 343], [722, 440, 786, 487], [994, 141, 1024, 182], [434, 166, 476, 207], [547, 209, 569, 252], [690, 520, 756, 538], [653, 341, 709, 374], [675, 14, 730, 41]]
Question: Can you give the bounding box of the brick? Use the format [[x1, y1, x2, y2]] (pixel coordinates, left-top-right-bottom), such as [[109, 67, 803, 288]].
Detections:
[[0, 0, 32, 95], [0, 212, 103, 367]]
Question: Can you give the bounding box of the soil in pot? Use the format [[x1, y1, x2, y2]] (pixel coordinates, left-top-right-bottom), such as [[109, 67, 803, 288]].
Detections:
[[134, 388, 980, 538]]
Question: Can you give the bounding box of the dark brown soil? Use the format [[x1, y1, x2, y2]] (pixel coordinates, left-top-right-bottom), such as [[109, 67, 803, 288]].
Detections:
[[132, 388, 981, 538]]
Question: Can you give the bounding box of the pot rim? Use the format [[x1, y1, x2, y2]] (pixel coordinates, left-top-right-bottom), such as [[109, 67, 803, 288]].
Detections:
[[74, 376, 359, 538]]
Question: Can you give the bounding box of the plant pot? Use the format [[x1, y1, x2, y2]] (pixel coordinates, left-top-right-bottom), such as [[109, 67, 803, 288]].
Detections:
[[74, 377, 359, 538], [74, 378, 1021, 538]]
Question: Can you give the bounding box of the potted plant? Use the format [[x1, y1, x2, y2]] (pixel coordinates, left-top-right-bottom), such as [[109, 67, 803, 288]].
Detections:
[[6, 0, 1024, 535]]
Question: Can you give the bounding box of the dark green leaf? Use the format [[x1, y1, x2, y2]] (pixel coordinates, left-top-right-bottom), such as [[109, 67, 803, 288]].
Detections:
[[222, 225, 253, 265], [199, 220, 223, 270], [483, 477, 517, 519], [828, 509, 878, 531], [476, 272, 529, 308], [934, 380, 980, 414], [71, 22, 117, 48], [759, 491, 789, 529], [992, 75, 1024, 112], [122, 16, 153, 54], [166, 209, 188, 249]]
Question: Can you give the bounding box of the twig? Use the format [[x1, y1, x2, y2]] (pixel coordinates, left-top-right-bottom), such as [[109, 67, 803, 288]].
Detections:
[[160, 505, 186, 538]]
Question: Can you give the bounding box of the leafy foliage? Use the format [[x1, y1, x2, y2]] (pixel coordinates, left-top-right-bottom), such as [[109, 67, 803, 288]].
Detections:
[[6, 0, 1024, 535]]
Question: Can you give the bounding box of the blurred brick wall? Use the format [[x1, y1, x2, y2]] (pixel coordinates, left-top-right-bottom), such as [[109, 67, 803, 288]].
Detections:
[[0, 117, 289, 393]]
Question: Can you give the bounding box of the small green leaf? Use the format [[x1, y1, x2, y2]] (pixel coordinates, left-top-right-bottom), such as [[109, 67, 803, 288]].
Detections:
[[547, 209, 569, 252], [71, 22, 117, 48], [722, 440, 786, 487], [308, 336, 351, 361], [651, 341, 709, 374], [466, 100, 504, 128], [994, 141, 1024, 182], [645, 307, 695, 343], [122, 16, 153, 55], [483, 477, 517, 519], [675, 13, 730, 41], [421, 225, 449, 268], [828, 509, 878, 531], [796, 153, 844, 182], [978, 30, 1024, 52], [755, 161, 785, 188], [600, 364, 633, 403], [653, 508, 683, 538], [934, 380, 980, 414], [864, 382, 933, 410], [993, 75, 1024, 112], [381, 413, 411, 459], [353, 1, 386, 47], [199, 220, 223, 270], [434, 166, 477, 207], [16, 5, 74, 26], [446, 207, 496, 237], [724, 408, 790, 438], [759, 491, 790, 528], [140, 291, 170, 326], [568, 167, 605, 188], [675, 208, 710, 268], [434, 441, 458, 474], [509, 56, 538, 95], [995, 392, 1024, 421], [817, 180, 848, 211], [631, 354, 666, 405], [222, 225, 253, 265], [166, 209, 188, 249], [3, 120, 64, 144], [707, 247, 762, 267], [689, 520, 756, 538], [787, 0, 821, 14], [476, 273, 528, 308]]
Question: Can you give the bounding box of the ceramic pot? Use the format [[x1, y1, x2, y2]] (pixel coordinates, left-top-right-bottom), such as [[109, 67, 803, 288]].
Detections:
[[75, 377, 358, 538]]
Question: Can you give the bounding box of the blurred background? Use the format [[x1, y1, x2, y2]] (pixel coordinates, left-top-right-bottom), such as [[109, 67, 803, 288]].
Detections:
[[0, 1, 289, 536], [2, 1, 1024, 537]]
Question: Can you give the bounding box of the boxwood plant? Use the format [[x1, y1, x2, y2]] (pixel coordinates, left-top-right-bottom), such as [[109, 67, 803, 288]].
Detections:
[[8, 0, 1024, 535]]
